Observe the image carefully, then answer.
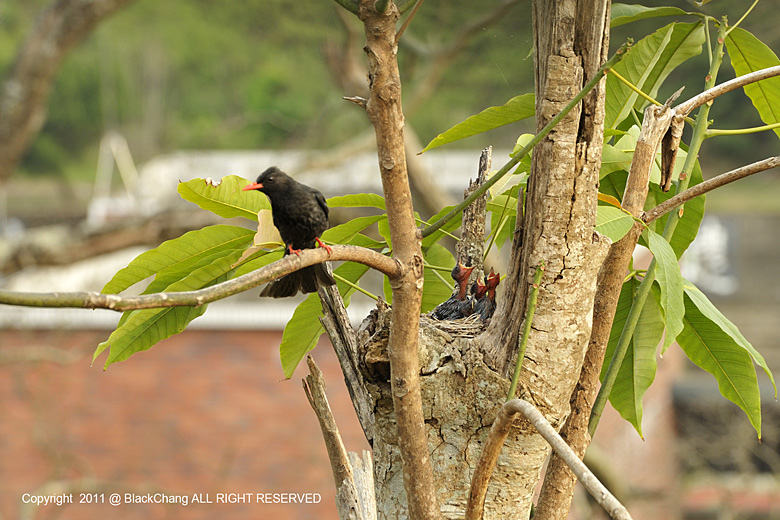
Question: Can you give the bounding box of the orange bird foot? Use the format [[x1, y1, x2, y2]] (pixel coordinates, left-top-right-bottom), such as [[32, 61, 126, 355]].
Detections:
[[316, 237, 333, 255]]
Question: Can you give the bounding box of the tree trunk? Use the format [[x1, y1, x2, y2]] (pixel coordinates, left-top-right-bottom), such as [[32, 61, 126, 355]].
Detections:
[[359, 308, 540, 519], [339, 0, 612, 517]]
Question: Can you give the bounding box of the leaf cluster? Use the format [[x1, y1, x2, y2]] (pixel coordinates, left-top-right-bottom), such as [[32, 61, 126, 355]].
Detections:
[[96, 3, 779, 440]]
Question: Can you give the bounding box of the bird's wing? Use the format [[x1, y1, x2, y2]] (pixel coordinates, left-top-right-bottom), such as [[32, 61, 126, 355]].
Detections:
[[314, 190, 329, 220]]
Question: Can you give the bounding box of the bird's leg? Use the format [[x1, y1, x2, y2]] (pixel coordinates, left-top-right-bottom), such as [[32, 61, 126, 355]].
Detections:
[[315, 237, 333, 255], [287, 244, 303, 256]]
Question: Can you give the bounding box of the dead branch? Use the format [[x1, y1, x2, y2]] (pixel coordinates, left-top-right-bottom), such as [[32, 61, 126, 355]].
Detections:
[[466, 399, 633, 520], [643, 155, 780, 223], [319, 283, 375, 445], [676, 65, 780, 116], [303, 356, 356, 492]]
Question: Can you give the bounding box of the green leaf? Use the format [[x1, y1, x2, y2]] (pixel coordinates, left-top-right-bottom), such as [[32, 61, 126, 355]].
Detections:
[[96, 250, 243, 368], [322, 215, 386, 245], [487, 184, 520, 253], [605, 278, 665, 437], [279, 262, 371, 378], [421, 243, 457, 313], [177, 175, 270, 220], [610, 4, 691, 28], [599, 142, 633, 179], [678, 282, 766, 438], [683, 281, 776, 395], [726, 28, 780, 140], [646, 230, 685, 351], [420, 93, 535, 153], [601, 146, 705, 259], [421, 205, 462, 250], [605, 22, 705, 129], [327, 192, 386, 210], [596, 205, 636, 242], [102, 225, 255, 294]]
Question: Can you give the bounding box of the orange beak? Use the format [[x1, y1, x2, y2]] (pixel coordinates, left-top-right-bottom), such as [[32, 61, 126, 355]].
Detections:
[[242, 182, 264, 191]]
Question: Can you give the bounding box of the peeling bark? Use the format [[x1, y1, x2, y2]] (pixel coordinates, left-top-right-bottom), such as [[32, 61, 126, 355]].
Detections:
[[358, 309, 542, 519]]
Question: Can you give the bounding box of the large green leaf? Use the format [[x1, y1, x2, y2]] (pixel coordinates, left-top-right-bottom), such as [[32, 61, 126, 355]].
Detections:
[[610, 4, 690, 28], [279, 261, 371, 378], [677, 281, 767, 438], [421, 205, 461, 250], [327, 192, 386, 211], [420, 93, 535, 153], [596, 205, 636, 242], [488, 183, 521, 253], [643, 151, 705, 258], [101, 225, 254, 295], [177, 175, 270, 220], [605, 22, 704, 129], [599, 142, 633, 179], [636, 22, 704, 105], [604, 278, 665, 437], [322, 215, 386, 245], [600, 144, 705, 259], [646, 230, 685, 351], [421, 243, 457, 313], [96, 250, 243, 368], [683, 281, 775, 394], [726, 28, 780, 140]]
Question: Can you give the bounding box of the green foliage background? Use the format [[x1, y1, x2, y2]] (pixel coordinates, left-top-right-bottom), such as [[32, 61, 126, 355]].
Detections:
[[4, 0, 779, 180]]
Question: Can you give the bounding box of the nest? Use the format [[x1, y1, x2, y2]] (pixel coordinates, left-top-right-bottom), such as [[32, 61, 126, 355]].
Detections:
[[421, 312, 486, 338]]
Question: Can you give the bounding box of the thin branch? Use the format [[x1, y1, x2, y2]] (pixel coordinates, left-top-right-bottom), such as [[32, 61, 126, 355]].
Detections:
[[303, 356, 356, 491], [0, 245, 399, 311], [420, 41, 631, 239], [506, 262, 544, 400], [642, 156, 780, 223], [705, 121, 780, 137], [395, 0, 424, 42], [676, 65, 780, 115], [357, 1, 440, 518], [724, 0, 760, 37], [466, 399, 633, 520], [608, 68, 662, 107]]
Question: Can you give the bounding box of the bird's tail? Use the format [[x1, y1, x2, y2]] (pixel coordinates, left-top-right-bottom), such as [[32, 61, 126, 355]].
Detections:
[[260, 262, 336, 298]]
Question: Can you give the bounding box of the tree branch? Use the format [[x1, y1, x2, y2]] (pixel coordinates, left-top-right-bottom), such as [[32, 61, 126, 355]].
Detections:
[[675, 65, 780, 116], [466, 399, 633, 520], [303, 356, 355, 490], [0, 245, 399, 311], [642, 156, 780, 223], [357, 1, 440, 518]]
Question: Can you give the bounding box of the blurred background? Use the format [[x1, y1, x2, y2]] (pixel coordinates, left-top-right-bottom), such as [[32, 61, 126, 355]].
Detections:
[[1, 0, 779, 519]]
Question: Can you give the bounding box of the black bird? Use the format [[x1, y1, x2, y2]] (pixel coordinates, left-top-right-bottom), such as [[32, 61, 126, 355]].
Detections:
[[474, 268, 500, 320], [242, 166, 336, 298], [471, 278, 490, 319], [432, 262, 475, 320]]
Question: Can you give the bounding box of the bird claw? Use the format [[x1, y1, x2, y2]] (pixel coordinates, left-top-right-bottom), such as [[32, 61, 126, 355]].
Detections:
[[287, 244, 303, 256], [316, 237, 332, 255]]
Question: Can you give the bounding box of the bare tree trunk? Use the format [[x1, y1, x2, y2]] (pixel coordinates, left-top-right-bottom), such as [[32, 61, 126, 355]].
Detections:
[[479, 0, 611, 515], [0, 0, 137, 182]]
